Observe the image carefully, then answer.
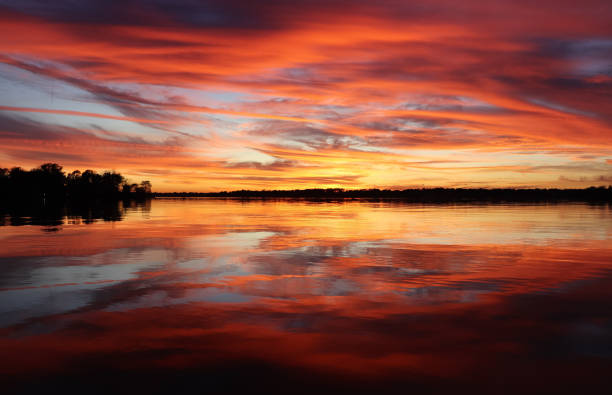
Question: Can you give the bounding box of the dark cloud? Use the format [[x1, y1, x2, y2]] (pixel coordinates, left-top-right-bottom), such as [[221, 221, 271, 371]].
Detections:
[[248, 121, 367, 150], [3, 1, 611, 31], [0, 0, 291, 29], [0, 113, 196, 168], [0, 113, 67, 141]]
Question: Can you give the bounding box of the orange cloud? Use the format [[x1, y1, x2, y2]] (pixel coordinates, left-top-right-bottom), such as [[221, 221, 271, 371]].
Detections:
[[0, 1, 611, 190]]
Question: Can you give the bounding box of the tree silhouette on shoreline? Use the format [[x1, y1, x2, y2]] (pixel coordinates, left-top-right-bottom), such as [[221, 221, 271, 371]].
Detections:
[[156, 186, 612, 203], [0, 163, 152, 203]]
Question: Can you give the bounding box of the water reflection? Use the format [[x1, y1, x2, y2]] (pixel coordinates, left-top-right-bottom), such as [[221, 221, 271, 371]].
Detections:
[[1, 200, 611, 394], [0, 199, 151, 227]]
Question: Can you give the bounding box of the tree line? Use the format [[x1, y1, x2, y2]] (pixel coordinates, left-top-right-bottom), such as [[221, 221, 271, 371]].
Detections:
[[156, 187, 612, 202], [0, 163, 152, 203]]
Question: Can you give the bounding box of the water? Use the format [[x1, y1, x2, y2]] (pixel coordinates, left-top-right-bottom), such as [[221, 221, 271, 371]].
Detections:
[[1, 199, 611, 394]]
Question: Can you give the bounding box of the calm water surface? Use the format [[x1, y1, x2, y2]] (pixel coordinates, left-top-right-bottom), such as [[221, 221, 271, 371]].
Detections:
[[1, 199, 611, 393]]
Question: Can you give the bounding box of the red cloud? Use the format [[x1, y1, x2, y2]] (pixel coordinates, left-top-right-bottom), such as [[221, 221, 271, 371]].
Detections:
[[0, 1, 611, 190]]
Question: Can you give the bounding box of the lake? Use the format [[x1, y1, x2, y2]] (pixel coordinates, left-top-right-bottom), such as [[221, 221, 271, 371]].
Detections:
[[1, 199, 611, 394]]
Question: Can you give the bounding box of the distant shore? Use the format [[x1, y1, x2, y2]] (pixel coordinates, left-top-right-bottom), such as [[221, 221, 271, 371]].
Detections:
[[154, 187, 612, 203]]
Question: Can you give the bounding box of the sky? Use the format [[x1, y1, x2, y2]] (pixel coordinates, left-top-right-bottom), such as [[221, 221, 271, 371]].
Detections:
[[0, 0, 611, 192]]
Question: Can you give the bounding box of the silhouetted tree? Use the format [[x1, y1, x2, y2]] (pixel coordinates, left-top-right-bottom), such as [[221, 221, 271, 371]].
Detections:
[[1, 163, 152, 203], [33, 163, 66, 201], [101, 171, 125, 196], [0, 167, 8, 194], [140, 181, 152, 194]]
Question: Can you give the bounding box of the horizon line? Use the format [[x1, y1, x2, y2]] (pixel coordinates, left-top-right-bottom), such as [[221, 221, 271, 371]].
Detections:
[[154, 186, 612, 193]]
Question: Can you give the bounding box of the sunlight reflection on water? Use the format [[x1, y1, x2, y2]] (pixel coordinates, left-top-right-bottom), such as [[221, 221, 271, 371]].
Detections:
[[1, 200, 611, 393]]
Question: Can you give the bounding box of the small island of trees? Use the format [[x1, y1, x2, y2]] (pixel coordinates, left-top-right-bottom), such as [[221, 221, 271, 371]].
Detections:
[[0, 163, 152, 203]]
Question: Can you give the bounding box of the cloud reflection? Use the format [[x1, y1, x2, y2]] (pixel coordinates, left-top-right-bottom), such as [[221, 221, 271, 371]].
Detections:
[[1, 200, 612, 393]]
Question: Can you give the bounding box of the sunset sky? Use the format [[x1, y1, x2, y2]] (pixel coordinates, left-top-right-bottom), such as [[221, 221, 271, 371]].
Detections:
[[0, 0, 611, 191]]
